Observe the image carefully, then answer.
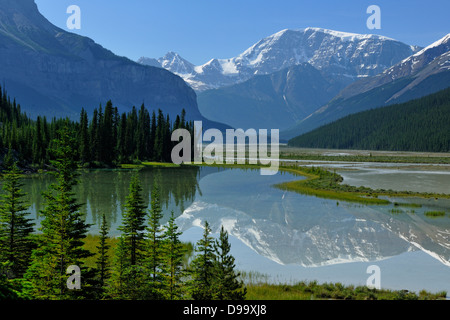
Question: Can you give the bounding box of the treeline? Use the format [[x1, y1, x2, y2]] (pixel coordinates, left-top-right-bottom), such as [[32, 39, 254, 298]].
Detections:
[[0, 128, 246, 300], [0, 84, 194, 169], [289, 87, 450, 152]]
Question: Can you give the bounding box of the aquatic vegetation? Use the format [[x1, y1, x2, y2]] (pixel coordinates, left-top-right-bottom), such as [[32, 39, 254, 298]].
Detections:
[[424, 211, 446, 217], [274, 165, 450, 205]]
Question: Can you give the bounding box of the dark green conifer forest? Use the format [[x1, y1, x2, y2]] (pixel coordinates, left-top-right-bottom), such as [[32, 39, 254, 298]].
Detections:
[[0, 85, 194, 169], [289, 87, 450, 152], [0, 87, 246, 300]]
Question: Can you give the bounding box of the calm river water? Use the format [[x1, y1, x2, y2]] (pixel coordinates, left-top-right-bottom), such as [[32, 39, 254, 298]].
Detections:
[[19, 162, 450, 295]]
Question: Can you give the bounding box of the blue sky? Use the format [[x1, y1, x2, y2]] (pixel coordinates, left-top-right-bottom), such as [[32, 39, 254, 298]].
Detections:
[[35, 0, 450, 65]]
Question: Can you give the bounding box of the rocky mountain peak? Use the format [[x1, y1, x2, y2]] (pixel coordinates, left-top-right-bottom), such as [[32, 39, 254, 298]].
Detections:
[[139, 28, 421, 91]]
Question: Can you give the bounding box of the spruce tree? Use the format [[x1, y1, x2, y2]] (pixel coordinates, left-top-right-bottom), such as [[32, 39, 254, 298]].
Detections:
[[90, 109, 99, 163], [3, 144, 14, 170], [149, 110, 156, 161], [78, 108, 90, 164], [118, 172, 147, 266], [154, 109, 165, 162], [0, 261, 20, 299], [213, 226, 246, 300], [32, 116, 43, 165], [101, 101, 114, 165], [108, 230, 148, 299], [107, 235, 130, 299], [161, 211, 186, 300], [95, 213, 110, 293], [0, 162, 35, 279], [189, 221, 216, 300], [145, 184, 164, 298], [117, 112, 128, 163], [25, 125, 93, 299]]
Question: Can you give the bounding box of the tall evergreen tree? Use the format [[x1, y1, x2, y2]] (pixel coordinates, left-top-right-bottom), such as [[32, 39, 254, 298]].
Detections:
[[189, 221, 216, 300], [0, 162, 35, 279], [154, 109, 165, 162], [145, 184, 164, 298], [161, 211, 186, 300], [2, 144, 14, 170], [109, 176, 149, 302], [107, 235, 130, 299], [118, 172, 147, 266], [163, 114, 172, 162], [149, 110, 157, 160], [117, 112, 128, 163], [25, 125, 93, 299], [180, 108, 186, 129], [78, 108, 90, 164], [127, 106, 138, 160], [101, 101, 114, 164], [96, 105, 105, 163], [213, 226, 246, 300], [137, 104, 149, 161], [90, 109, 99, 163], [32, 116, 44, 165], [96, 213, 110, 293]]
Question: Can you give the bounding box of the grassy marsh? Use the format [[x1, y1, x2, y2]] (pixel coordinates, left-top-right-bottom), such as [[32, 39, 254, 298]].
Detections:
[[424, 210, 446, 217], [245, 281, 447, 300], [274, 165, 450, 205]]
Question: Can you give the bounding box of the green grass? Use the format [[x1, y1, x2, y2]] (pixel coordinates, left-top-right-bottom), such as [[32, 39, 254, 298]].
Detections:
[[82, 234, 119, 268], [275, 166, 390, 205], [120, 162, 180, 169], [245, 281, 447, 300], [424, 211, 446, 217], [274, 165, 450, 205], [279, 152, 450, 165], [82, 234, 194, 269], [141, 162, 180, 167]]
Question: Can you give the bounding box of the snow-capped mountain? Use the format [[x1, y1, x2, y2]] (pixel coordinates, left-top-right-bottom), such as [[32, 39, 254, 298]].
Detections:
[[282, 33, 450, 139], [335, 33, 450, 101], [387, 33, 450, 80], [138, 28, 420, 91], [157, 51, 196, 75]]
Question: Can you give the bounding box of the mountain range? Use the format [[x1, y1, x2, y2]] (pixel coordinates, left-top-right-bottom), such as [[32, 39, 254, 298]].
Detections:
[[283, 33, 450, 139], [140, 28, 430, 132], [139, 28, 420, 92], [0, 0, 215, 127], [1, 0, 448, 144], [196, 63, 346, 130]]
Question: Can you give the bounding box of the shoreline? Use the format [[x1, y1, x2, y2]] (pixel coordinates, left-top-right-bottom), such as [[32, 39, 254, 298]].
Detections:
[[19, 156, 450, 205]]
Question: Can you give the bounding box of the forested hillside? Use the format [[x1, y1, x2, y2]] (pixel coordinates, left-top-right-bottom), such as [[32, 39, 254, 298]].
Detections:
[[0, 85, 193, 170], [288, 87, 450, 152]]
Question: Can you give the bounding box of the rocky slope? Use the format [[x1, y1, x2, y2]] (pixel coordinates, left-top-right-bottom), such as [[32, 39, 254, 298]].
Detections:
[[197, 63, 347, 130], [282, 33, 450, 139], [0, 0, 206, 124]]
